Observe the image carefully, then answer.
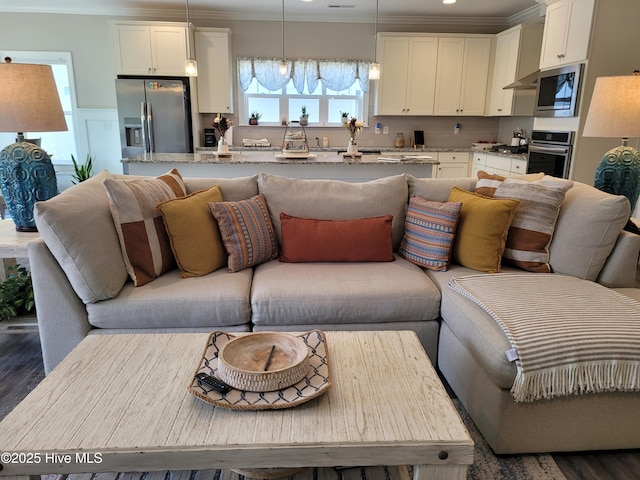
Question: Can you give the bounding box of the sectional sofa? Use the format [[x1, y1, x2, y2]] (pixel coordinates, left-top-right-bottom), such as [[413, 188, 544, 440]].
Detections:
[[29, 169, 640, 454]]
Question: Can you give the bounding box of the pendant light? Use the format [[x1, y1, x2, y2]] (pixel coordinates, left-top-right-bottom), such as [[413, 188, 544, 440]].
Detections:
[[279, 0, 288, 76], [369, 0, 380, 80], [184, 0, 198, 76]]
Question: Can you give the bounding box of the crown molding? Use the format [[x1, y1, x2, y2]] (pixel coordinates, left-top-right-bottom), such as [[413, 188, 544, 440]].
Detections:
[[508, 4, 545, 25], [0, 5, 544, 28]]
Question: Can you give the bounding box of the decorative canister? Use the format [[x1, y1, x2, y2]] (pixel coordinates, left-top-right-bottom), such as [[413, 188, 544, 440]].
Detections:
[[395, 133, 405, 148]]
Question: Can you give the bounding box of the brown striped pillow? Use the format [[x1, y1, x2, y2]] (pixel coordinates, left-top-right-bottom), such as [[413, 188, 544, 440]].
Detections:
[[103, 169, 186, 286], [475, 170, 506, 197], [494, 178, 573, 273]]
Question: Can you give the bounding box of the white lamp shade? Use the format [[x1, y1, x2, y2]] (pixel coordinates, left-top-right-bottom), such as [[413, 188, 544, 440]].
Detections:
[[0, 63, 68, 134], [582, 74, 640, 138]]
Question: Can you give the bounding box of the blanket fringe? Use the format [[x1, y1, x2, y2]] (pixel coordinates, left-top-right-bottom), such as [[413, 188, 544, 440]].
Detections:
[[512, 362, 640, 402]]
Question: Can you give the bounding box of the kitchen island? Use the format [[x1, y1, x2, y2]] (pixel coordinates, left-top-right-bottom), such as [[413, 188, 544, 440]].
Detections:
[[122, 152, 439, 182]]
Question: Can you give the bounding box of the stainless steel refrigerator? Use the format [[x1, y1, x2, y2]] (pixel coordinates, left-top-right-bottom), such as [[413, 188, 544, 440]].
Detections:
[[116, 78, 192, 158]]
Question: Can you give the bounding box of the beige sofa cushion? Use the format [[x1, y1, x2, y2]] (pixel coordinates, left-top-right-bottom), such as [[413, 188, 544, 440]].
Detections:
[[86, 267, 253, 329], [184, 175, 259, 201], [251, 254, 441, 326], [34, 170, 128, 304], [257, 173, 408, 250], [549, 180, 630, 280], [406, 175, 477, 201]]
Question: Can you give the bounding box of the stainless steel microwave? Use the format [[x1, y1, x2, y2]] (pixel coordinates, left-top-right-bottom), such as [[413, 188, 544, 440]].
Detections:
[[534, 63, 584, 117]]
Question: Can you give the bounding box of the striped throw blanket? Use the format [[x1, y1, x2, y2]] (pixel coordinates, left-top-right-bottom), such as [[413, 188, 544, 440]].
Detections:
[[448, 274, 640, 402]]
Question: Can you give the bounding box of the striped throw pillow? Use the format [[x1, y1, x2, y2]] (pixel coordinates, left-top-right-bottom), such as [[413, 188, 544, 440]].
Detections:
[[399, 195, 462, 271], [209, 194, 279, 272], [494, 178, 573, 273], [475, 170, 506, 197], [103, 169, 186, 286]]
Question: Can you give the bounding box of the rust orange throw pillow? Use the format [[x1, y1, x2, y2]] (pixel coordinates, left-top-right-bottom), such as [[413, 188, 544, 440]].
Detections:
[[279, 213, 394, 263]]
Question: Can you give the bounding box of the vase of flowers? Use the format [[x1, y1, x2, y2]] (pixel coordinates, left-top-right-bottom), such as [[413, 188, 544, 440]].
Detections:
[[212, 113, 232, 154], [341, 112, 364, 155]]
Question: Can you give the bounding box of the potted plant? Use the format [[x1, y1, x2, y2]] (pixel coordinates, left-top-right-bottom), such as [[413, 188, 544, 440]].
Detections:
[[249, 112, 261, 126], [71, 154, 93, 184], [300, 106, 309, 126], [0, 264, 35, 322]]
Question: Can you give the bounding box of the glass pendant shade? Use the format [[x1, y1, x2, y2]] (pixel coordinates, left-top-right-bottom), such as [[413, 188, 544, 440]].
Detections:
[[369, 62, 380, 80], [185, 58, 198, 77]]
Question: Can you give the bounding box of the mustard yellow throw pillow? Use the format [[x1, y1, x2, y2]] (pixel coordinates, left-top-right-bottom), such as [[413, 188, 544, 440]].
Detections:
[[157, 186, 227, 277], [448, 186, 520, 273]]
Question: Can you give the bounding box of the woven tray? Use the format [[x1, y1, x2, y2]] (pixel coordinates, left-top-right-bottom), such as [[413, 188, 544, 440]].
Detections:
[[188, 330, 331, 410]]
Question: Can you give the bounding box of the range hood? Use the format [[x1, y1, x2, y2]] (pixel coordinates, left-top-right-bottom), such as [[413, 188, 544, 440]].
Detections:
[[503, 70, 539, 90]]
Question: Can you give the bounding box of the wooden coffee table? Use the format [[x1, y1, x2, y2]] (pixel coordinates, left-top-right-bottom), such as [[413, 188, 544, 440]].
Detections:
[[0, 331, 473, 480]]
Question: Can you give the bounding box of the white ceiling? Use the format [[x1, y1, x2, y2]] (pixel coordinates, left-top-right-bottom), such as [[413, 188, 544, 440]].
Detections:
[[0, 0, 543, 24]]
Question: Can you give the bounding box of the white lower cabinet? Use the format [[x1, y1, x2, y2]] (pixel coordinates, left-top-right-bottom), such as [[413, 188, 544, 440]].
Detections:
[[471, 152, 487, 177], [480, 153, 529, 177], [434, 152, 470, 178]]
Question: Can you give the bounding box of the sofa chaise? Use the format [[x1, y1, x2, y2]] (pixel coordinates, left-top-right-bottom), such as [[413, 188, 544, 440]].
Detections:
[[29, 169, 640, 454]]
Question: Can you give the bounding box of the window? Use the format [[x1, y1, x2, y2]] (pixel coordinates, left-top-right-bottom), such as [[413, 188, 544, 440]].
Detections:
[[238, 58, 370, 127], [0, 51, 78, 163]]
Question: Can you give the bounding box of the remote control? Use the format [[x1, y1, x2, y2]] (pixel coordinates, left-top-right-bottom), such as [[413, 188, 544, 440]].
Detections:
[[195, 373, 232, 393]]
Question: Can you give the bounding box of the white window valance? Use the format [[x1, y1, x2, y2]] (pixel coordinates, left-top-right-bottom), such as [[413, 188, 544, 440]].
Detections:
[[237, 57, 371, 93]]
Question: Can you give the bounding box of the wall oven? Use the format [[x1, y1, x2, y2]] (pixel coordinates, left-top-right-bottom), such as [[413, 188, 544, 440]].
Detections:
[[527, 130, 574, 179]]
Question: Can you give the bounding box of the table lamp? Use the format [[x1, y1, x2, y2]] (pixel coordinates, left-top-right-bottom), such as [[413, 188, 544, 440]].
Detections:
[[582, 71, 640, 231], [0, 59, 67, 232]]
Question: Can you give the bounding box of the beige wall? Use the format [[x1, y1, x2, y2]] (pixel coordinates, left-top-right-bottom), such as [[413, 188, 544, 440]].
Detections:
[[571, 0, 640, 184], [0, 13, 116, 108]]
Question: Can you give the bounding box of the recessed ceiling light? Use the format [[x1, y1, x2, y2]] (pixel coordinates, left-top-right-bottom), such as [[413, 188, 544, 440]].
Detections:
[[301, 0, 313, 2], [443, 0, 456, 4]]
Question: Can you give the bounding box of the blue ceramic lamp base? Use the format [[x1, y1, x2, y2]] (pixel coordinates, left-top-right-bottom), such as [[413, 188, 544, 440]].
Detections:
[[0, 139, 58, 232], [594, 138, 640, 234]]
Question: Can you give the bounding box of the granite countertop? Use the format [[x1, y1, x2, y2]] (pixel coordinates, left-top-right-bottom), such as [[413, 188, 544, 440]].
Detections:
[[470, 148, 528, 161], [194, 145, 528, 161], [122, 152, 440, 165]]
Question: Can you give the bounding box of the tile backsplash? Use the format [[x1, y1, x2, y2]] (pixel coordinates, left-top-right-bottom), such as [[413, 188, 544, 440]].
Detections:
[[200, 114, 529, 149]]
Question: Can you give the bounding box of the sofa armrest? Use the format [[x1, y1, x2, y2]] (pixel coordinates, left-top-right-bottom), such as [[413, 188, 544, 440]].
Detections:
[[596, 230, 640, 288], [29, 238, 92, 374]]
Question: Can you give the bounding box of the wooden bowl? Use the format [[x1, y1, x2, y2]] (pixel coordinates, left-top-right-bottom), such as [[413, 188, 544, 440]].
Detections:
[[218, 332, 310, 392]]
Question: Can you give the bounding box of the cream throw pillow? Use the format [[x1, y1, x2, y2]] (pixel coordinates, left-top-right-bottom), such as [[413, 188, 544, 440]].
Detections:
[[494, 178, 573, 273], [103, 169, 186, 286]]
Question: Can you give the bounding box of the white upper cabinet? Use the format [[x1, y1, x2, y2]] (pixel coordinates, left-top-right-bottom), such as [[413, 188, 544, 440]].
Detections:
[[194, 29, 233, 114], [539, 0, 595, 69], [374, 35, 438, 115], [434, 37, 492, 116], [112, 23, 188, 76], [489, 24, 543, 116]]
